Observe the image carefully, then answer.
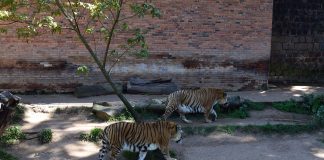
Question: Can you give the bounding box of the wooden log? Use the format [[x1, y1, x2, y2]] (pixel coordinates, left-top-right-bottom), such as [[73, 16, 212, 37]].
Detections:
[[92, 99, 167, 120]]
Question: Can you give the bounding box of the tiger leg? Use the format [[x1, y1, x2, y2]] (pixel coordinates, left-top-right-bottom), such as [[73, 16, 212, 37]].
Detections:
[[98, 139, 109, 160], [210, 108, 217, 121], [204, 107, 213, 123], [138, 151, 147, 160], [109, 146, 121, 160], [177, 105, 192, 123]]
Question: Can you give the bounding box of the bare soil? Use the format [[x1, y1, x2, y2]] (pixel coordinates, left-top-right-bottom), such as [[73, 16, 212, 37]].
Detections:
[[3, 103, 324, 160]]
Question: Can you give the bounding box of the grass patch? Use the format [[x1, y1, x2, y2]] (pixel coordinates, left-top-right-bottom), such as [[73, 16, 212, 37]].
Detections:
[[79, 128, 103, 143], [0, 126, 26, 145], [38, 128, 53, 144], [122, 149, 177, 160], [243, 101, 267, 111], [272, 100, 311, 115], [183, 124, 321, 136], [11, 104, 26, 124], [0, 149, 18, 160], [239, 124, 318, 134]]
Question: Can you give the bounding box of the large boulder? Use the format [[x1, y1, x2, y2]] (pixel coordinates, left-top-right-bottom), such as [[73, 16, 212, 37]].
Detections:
[[92, 102, 125, 121], [0, 91, 21, 136], [74, 83, 123, 98]]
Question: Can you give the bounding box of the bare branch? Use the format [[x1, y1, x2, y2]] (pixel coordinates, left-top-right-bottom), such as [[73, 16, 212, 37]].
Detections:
[[102, 0, 123, 67], [119, 14, 137, 21]]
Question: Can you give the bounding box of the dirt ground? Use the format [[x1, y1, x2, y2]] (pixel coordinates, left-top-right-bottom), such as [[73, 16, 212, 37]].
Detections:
[[3, 86, 324, 160], [3, 103, 323, 160]]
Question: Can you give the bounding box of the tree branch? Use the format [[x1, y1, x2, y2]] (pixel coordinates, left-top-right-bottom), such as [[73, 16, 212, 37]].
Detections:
[[55, 0, 141, 122], [102, 0, 123, 67]]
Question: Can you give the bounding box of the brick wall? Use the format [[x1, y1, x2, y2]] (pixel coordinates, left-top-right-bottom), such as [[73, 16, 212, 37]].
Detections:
[[0, 0, 273, 93], [270, 0, 324, 84]]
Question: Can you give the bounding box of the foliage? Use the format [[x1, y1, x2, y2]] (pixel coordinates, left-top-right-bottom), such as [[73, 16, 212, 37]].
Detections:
[[183, 124, 320, 136], [314, 105, 324, 126], [0, 149, 18, 160], [38, 128, 53, 144], [79, 128, 103, 142], [302, 94, 324, 114], [0, 126, 26, 145], [272, 99, 311, 115], [243, 100, 267, 111], [240, 124, 318, 134], [11, 104, 25, 124], [107, 109, 134, 121]]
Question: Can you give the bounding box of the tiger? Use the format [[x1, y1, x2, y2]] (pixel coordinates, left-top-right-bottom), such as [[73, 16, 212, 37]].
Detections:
[[161, 88, 227, 123], [98, 121, 183, 160]]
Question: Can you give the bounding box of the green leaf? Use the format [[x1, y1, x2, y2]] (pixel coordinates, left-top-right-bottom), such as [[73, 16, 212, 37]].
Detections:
[[0, 28, 8, 33], [76, 65, 89, 75]]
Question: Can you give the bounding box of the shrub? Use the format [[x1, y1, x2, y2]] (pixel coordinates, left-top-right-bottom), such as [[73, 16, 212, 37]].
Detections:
[[302, 94, 324, 114], [272, 99, 311, 114], [0, 149, 17, 160], [38, 128, 53, 144], [79, 128, 103, 142], [314, 105, 324, 126], [0, 126, 25, 145]]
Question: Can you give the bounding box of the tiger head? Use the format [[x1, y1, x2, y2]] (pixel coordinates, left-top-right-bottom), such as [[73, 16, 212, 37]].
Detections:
[[208, 88, 227, 104], [165, 121, 183, 144]]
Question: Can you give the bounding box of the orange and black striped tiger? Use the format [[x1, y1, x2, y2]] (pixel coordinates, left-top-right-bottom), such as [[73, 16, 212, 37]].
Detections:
[[98, 121, 183, 160], [161, 88, 227, 123]]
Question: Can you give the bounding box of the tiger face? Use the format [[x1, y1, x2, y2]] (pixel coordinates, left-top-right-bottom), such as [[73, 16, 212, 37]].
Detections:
[[167, 121, 183, 144]]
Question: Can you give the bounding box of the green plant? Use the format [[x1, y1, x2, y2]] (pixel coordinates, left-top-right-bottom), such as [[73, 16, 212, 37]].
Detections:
[[0, 149, 17, 160], [314, 105, 324, 126], [216, 105, 249, 119], [108, 109, 134, 121], [79, 128, 103, 143], [0, 126, 26, 145], [38, 128, 53, 144], [239, 124, 318, 134], [302, 94, 324, 114], [243, 100, 267, 111], [183, 124, 320, 136], [11, 104, 25, 124], [272, 100, 311, 114]]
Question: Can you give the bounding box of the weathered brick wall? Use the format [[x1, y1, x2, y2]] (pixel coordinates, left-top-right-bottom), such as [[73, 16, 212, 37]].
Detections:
[[270, 0, 324, 84], [0, 0, 273, 93]]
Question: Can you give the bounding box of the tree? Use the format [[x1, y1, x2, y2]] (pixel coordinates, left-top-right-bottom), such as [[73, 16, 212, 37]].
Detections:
[[0, 0, 161, 122]]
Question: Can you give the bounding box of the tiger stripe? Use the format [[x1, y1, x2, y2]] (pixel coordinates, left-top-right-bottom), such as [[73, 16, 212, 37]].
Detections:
[[162, 88, 227, 123]]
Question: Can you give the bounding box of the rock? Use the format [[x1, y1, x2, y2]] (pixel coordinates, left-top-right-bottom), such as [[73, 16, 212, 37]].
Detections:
[[92, 102, 124, 121], [220, 96, 241, 113], [126, 77, 179, 94], [74, 83, 123, 98], [0, 91, 21, 136]]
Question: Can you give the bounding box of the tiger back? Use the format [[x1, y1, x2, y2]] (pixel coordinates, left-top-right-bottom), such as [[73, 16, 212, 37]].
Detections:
[[98, 121, 183, 160], [162, 88, 226, 123]]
